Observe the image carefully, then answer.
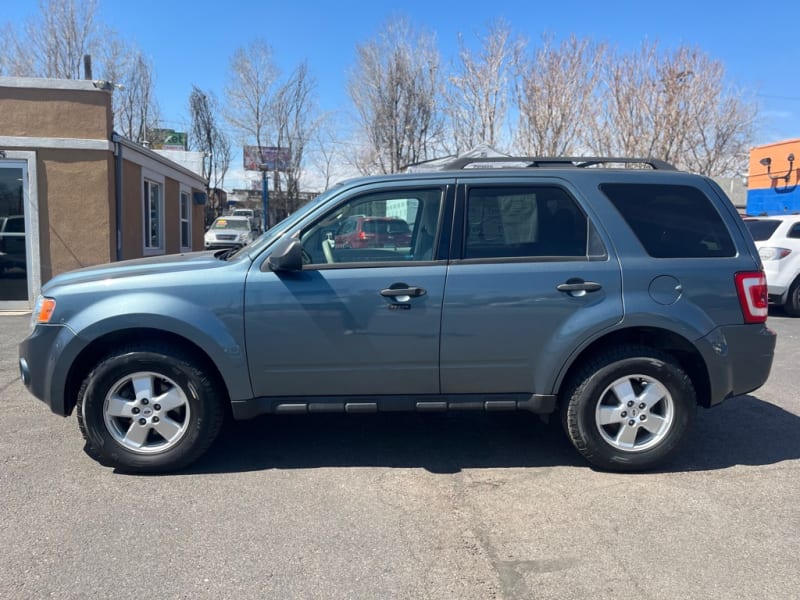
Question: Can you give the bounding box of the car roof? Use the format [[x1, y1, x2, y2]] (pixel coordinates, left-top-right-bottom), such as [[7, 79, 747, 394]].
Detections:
[[333, 156, 701, 189], [745, 214, 800, 220]]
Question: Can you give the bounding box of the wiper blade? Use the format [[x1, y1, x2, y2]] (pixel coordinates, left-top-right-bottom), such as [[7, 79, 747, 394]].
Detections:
[[216, 248, 237, 261]]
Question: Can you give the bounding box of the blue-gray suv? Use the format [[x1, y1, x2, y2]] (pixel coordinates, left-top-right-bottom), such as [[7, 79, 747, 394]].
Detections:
[[19, 157, 777, 472]]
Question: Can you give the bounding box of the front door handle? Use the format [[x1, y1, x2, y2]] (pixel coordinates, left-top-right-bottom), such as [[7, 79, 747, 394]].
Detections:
[[380, 286, 427, 299], [557, 279, 602, 294]]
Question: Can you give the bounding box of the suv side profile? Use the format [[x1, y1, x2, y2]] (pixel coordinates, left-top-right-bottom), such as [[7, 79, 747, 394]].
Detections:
[[19, 157, 776, 473], [744, 215, 800, 316]]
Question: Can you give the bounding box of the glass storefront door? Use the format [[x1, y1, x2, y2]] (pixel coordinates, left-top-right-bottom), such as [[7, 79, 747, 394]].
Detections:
[[0, 162, 28, 305]]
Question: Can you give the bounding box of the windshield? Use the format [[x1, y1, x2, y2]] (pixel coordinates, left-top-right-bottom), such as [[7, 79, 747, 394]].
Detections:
[[211, 218, 250, 231], [226, 187, 343, 259], [745, 219, 781, 241]]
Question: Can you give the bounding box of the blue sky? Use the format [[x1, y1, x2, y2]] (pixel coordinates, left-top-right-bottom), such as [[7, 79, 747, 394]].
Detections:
[[4, 0, 799, 186]]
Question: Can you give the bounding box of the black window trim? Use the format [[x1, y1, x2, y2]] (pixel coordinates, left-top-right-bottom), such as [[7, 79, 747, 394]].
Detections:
[[450, 181, 604, 263], [288, 182, 455, 272]]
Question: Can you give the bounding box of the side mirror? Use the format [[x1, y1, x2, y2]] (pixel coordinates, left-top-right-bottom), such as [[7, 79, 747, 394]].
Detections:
[[267, 239, 304, 272]]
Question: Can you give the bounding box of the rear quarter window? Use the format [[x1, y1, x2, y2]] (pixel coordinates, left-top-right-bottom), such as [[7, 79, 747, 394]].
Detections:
[[600, 183, 736, 258], [744, 219, 781, 241]]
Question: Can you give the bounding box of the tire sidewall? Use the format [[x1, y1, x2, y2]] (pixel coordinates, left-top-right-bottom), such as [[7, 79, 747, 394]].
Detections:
[[80, 351, 212, 471], [571, 354, 695, 470]]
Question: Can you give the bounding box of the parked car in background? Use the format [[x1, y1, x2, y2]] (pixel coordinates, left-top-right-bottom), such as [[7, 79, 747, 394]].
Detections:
[[744, 214, 800, 316], [19, 156, 776, 474], [0, 215, 26, 273], [204, 215, 257, 250], [334, 216, 412, 249]]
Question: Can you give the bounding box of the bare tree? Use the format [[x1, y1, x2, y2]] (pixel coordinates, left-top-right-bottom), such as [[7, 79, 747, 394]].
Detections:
[[514, 34, 606, 156], [115, 52, 159, 144], [272, 61, 317, 215], [225, 39, 279, 156], [189, 86, 231, 218], [591, 42, 755, 175], [308, 113, 346, 191], [0, 0, 161, 145], [348, 17, 444, 174], [446, 19, 521, 154]]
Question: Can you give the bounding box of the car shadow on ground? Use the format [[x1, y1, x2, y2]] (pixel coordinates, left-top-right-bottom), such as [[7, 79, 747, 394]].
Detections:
[[154, 393, 800, 476]]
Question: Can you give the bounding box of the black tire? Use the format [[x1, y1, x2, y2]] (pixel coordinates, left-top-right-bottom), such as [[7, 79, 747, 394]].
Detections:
[[76, 344, 224, 473], [562, 345, 696, 472], [784, 278, 800, 317]]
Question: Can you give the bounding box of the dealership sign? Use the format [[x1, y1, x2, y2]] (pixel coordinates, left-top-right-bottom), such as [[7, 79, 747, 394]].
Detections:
[[243, 146, 291, 171]]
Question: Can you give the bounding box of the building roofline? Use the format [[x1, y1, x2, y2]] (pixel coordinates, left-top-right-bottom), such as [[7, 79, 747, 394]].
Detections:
[[0, 76, 108, 92], [113, 133, 205, 186]]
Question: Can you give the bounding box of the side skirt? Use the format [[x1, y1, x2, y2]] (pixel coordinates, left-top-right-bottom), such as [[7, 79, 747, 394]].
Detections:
[[231, 394, 557, 420]]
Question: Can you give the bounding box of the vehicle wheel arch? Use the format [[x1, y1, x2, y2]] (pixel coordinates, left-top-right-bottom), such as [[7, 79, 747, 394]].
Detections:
[[64, 328, 230, 418], [555, 326, 711, 408]]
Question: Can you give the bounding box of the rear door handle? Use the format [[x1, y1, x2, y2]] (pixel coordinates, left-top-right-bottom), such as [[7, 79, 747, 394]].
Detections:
[[557, 280, 602, 294]]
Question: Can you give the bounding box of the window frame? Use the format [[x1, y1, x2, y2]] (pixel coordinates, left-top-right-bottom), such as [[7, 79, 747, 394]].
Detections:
[[294, 183, 453, 270], [179, 185, 192, 251], [142, 170, 165, 256], [452, 182, 604, 263]]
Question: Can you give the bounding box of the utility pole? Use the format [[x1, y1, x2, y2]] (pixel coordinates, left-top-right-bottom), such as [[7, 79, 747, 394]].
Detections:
[[261, 168, 269, 231]]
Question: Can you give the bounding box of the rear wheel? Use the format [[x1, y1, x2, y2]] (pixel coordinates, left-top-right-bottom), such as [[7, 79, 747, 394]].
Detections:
[[77, 344, 224, 472], [784, 278, 800, 317], [563, 345, 696, 472]]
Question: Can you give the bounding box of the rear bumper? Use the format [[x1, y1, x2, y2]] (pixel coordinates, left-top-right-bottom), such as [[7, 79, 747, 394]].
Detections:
[[698, 323, 776, 406]]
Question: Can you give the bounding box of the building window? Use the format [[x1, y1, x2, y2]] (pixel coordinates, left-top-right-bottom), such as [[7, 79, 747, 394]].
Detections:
[[180, 189, 191, 250], [144, 179, 163, 252]]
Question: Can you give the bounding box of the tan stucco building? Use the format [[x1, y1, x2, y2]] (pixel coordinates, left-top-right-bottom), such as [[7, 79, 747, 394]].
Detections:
[[0, 77, 206, 310]]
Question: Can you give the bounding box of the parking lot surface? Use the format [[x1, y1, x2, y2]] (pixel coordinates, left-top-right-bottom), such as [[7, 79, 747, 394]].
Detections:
[[1, 312, 799, 599]]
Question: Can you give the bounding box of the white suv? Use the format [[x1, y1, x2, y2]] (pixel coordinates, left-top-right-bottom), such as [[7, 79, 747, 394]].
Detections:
[[745, 215, 800, 316]]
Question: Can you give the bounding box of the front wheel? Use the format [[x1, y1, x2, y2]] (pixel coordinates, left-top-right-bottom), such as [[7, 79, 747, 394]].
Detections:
[[77, 344, 224, 472], [562, 346, 696, 472]]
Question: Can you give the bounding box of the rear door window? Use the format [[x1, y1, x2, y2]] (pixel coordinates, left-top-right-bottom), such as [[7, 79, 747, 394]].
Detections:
[[601, 183, 735, 258], [462, 185, 605, 259]]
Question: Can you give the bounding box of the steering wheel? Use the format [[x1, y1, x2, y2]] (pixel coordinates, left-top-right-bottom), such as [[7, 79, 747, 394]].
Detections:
[[321, 238, 335, 264]]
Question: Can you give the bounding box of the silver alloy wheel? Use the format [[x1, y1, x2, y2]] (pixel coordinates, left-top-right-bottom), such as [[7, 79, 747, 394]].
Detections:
[[102, 371, 191, 454], [594, 374, 675, 452]]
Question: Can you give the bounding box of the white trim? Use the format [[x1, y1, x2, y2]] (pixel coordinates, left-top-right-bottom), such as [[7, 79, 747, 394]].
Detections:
[[0, 136, 113, 152], [115, 135, 204, 189], [0, 76, 102, 91], [142, 176, 164, 256], [179, 185, 192, 252], [0, 151, 40, 310]]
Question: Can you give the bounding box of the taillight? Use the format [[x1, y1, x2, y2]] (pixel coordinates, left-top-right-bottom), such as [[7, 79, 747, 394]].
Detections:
[[758, 247, 791, 261], [734, 271, 768, 323], [358, 231, 367, 240]]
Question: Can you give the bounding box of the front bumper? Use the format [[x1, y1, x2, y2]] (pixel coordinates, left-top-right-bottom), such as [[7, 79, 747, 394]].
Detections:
[[18, 323, 80, 416]]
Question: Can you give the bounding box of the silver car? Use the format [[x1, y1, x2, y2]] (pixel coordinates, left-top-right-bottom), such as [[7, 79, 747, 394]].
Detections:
[[203, 215, 256, 250]]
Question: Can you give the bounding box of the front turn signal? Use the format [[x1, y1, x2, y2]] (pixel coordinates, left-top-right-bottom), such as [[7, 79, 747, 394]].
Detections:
[[34, 296, 57, 324]]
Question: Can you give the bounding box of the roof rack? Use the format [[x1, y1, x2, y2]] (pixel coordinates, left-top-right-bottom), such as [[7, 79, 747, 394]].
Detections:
[[443, 156, 677, 171]]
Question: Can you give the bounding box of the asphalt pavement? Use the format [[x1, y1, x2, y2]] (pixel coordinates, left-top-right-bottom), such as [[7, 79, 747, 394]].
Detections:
[[1, 311, 799, 599]]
